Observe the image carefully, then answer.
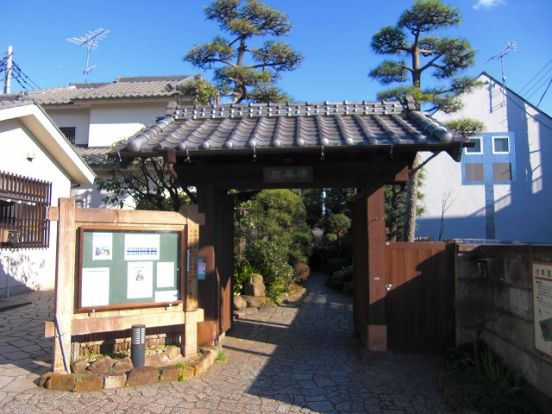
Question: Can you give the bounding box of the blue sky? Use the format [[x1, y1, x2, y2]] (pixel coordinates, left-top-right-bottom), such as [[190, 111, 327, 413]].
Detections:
[[1, 0, 551, 115]]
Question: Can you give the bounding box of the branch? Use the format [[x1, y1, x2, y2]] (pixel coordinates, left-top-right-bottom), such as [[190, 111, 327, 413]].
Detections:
[[420, 52, 445, 71]]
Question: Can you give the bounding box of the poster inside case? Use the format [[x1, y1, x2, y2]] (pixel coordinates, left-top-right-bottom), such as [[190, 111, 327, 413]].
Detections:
[[124, 233, 160, 261], [156, 261, 175, 288], [81, 267, 110, 307], [92, 233, 112, 261], [127, 261, 153, 299]]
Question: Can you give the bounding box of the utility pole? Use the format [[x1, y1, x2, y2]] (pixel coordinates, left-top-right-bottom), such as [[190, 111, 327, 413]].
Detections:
[[3, 45, 13, 94]]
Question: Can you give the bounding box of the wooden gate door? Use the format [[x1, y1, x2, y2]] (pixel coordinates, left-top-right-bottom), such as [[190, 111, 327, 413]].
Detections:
[[385, 242, 455, 351]]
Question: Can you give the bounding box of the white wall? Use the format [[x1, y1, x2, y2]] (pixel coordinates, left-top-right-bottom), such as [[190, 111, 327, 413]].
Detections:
[[47, 108, 90, 146], [418, 74, 552, 243], [88, 103, 167, 147], [0, 119, 71, 296]]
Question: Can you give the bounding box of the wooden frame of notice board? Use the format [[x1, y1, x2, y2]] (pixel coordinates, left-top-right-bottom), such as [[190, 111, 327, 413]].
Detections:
[[76, 226, 187, 313]]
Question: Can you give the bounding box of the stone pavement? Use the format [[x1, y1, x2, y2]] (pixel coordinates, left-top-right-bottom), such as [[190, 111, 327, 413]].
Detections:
[[0, 290, 53, 402], [0, 274, 451, 413]]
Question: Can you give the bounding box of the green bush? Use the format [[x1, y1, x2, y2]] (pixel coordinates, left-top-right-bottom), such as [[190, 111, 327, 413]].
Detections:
[[233, 259, 253, 295], [333, 265, 353, 282], [325, 257, 351, 275], [443, 344, 538, 414], [246, 239, 293, 301]]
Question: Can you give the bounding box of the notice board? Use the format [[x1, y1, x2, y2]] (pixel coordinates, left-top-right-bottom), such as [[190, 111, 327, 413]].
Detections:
[[77, 226, 184, 312], [532, 262, 552, 358]]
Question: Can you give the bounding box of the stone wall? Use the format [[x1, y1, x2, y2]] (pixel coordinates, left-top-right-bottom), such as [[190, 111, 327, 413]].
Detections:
[[455, 243, 552, 408]]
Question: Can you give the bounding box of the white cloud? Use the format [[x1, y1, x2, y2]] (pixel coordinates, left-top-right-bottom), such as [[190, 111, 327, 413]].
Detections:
[[473, 0, 505, 10]]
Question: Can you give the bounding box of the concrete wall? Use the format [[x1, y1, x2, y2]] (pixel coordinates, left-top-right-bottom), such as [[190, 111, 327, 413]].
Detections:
[[455, 243, 552, 407], [88, 103, 167, 147], [47, 108, 90, 146], [418, 73, 552, 243], [0, 119, 71, 296]]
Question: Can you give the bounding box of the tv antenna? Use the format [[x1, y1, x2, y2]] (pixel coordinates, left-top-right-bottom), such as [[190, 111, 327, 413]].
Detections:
[[486, 41, 516, 84], [67, 28, 110, 82]]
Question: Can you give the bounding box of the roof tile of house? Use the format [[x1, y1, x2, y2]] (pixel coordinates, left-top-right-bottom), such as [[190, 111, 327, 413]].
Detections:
[[121, 101, 461, 155], [8, 75, 196, 105]]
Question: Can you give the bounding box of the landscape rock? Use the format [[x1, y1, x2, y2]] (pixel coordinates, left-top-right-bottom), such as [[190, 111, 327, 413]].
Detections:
[[88, 356, 114, 374], [126, 366, 160, 386], [146, 353, 170, 367], [74, 375, 103, 392], [165, 346, 182, 361], [103, 373, 128, 389], [193, 350, 216, 376], [38, 372, 54, 388], [180, 365, 195, 380], [46, 373, 75, 391], [244, 273, 266, 297], [112, 356, 133, 372], [159, 366, 181, 383], [244, 295, 268, 308], [233, 295, 247, 310], [71, 359, 89, 374]]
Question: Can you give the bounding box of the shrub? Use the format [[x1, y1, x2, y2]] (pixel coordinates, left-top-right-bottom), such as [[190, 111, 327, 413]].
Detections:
[[443, 344, 538, 414], [233, 259, 253, 295], [246, 239, 293, 302], [326, 257, 351, 275]]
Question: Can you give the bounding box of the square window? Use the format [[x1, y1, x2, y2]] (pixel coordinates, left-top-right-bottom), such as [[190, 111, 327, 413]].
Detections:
[[493, 136, 509, 154], [493, 162, 512, 181], [465, 136, 482, 154], [465, 163, 484, 181], [60, 127, 76, 144]]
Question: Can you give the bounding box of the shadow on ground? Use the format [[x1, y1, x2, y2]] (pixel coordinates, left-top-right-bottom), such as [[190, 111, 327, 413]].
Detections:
[[224, 272, 450, 413]]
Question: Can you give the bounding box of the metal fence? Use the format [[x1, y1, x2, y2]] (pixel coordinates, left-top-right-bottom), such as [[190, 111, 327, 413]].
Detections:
[[0, 171, 52, 248]]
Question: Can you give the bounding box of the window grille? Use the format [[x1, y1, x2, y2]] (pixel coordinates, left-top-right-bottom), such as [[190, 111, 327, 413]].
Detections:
[[59, 127, 76, 144], [0, 171, 51, 248]]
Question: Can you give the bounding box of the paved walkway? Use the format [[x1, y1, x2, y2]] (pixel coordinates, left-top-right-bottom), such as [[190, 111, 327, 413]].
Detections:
[[0, 274, 451, 413]]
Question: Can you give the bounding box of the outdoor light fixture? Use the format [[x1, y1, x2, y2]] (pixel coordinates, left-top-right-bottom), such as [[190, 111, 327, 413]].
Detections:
[[131, 324, 146, 368], [26, 149, 36, 162]]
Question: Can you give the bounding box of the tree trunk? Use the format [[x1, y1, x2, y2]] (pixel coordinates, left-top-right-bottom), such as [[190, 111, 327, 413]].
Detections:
[[403, 153, 421, 242]]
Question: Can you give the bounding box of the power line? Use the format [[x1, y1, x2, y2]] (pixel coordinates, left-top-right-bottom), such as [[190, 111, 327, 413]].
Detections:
[[518, 58, 552, 95], [523, 67, 552, 100], [537, 77, 552, 108]]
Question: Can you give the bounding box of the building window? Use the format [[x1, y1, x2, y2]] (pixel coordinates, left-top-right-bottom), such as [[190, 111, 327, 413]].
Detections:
[[493, 162, 512, 181], [465, 163, 484, 182], [492, 136, 510, 154], [59, 127, 76, 144], [465, 136, 483, 154], [0, 171, 51, 248]]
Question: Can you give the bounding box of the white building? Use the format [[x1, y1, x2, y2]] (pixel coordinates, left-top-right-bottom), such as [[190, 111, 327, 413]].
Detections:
[[16, 75, 195, 207], [418, 72, 552, 243], [0, 101, 95, 296]]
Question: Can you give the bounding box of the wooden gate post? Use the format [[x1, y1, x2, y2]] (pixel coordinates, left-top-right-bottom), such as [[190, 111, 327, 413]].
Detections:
[[366, 185, 387, 351], [52, 198, 76, 372]]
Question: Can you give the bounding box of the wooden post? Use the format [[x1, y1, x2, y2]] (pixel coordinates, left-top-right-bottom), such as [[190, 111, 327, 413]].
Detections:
[[52, 198, 77, 372], [366, 185, 387, 351]]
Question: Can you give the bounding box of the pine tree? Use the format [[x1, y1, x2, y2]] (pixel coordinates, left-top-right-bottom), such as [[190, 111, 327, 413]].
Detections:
[[369, 0, 478, 241], [185, 0, 303, 104]]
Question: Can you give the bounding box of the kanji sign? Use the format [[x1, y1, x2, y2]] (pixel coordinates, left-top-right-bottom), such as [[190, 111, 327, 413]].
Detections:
[[263, 166, 313, 183]]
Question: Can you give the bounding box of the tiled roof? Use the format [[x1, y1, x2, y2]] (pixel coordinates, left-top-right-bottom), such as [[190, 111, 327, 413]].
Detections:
[[122, 101, 462, 155], [74, 146, 112, 166], [0, 99, 35, 110], [10, 75, 196, 105]]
